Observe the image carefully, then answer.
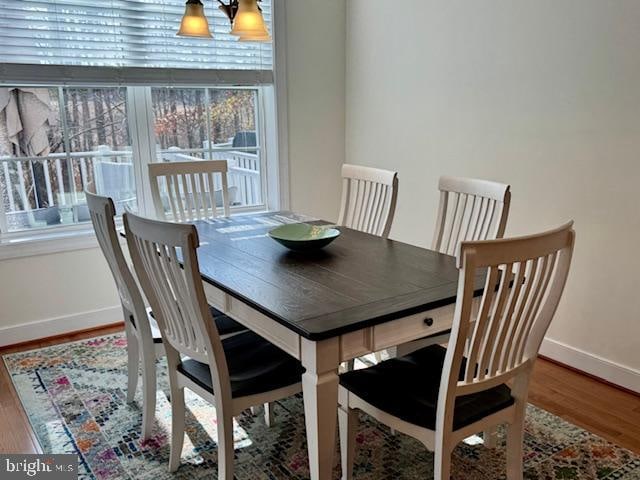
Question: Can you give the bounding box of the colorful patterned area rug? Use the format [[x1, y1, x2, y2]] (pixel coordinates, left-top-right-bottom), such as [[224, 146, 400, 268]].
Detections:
[[3, 334, 640, 479]]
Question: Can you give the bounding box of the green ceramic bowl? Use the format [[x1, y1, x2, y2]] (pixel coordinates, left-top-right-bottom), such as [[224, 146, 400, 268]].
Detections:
[[268, 223, 340, 251]]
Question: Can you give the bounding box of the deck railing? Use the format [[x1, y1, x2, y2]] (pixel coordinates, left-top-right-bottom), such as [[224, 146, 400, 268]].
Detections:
[[164, 147, 262, 206], [0, 144, 262, 231]]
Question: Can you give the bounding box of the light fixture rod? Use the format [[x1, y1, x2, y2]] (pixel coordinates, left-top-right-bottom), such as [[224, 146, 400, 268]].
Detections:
[[216, 0, 264, 24], [217, 0, 238, 24]]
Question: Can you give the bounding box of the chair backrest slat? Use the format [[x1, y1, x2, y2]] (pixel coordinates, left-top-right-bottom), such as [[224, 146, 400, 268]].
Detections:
[[432, 176, 511, 256], [367, 183, 382, 234], [337, 164, 399, 238], [464, 266, 500, 384], [482, 262, 515, 378], [149, 160, 230, 223], [494, 261, 526, 374], [207, 172, 217, 219], [440, 222, 575, 409], [513, 251, 558, 367], [139, 237, 182, 342]]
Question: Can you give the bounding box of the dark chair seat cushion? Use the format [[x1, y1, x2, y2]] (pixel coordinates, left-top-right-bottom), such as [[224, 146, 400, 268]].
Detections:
[[177, 331, 304, 398], [339, 345, 514, 431], [145, 305, 245, 343], [208, 306, 246, 337]]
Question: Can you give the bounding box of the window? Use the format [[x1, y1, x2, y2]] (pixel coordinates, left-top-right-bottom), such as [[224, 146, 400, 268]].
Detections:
[[0, 0, 279, 239], [151, 87, 264, 207], [0, 86, 134, 232], [0, 85, 269, 233]]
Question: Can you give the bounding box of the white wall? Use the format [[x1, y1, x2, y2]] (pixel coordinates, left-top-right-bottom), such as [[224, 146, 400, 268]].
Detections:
[[346, 0, 640, 390], [0, 246, 121, 345], [285, 0, 346, 221], [0, 0, 348, 346]]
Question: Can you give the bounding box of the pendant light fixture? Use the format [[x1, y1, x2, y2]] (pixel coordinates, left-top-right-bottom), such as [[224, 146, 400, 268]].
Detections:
[[177, 0, 271, 42], [177, 0, 213, 38], [230, 0, 271, 41]]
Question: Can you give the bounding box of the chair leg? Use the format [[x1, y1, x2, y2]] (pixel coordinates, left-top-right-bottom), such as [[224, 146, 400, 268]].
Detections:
[[433, 448, 452, 480], [484, 426, 498, 448], [168, 386, 185, 473], [140, 353, 157, 440], [125, 330, 139, 404], [506, 405, 526, 479], [216, 413, 235, 480], [264, 402, 274, 427], [434, 433, 452, 480], [338, 406, 359, 480]]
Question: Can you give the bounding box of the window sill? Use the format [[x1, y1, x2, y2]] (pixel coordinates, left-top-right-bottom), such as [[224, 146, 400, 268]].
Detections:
[[0, 207, 271, 261], [0, 227, 100, 261]]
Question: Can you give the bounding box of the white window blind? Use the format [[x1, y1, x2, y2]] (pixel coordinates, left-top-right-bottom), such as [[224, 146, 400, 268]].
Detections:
[[0, 0, 273, 84]]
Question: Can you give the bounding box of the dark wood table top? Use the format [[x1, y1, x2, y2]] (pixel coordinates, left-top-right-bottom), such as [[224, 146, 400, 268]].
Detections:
[[193, 211, 484, 341]]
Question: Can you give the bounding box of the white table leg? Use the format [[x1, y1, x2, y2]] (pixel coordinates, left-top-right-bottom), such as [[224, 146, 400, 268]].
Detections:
[[301, 337, 340, 480]]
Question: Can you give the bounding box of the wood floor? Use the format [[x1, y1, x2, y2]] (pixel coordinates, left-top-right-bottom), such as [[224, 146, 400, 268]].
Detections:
[[1, 325, 638, 455], [529, 359, 640, 453]]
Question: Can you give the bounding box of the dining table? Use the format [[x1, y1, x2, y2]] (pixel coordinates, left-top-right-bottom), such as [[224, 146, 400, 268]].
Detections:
[[187, 210, 485, 480]]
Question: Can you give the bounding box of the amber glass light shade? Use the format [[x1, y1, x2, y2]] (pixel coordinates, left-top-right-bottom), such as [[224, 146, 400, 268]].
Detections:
[[230, 0, 271, 42], [177, 0, 213, 38], [238, 32, 271, 42]]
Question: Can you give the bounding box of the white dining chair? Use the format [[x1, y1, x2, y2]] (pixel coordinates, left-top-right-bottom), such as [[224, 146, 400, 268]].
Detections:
[[124, 212, 304, 479], [395, 176, 512, 364], [338, 164, 399, 369], [149, 160, 231, 222], [87, 192, 248, 439], [432, 176, 511, 256], [337, 163, 399, 238], [148, 161, 277, 425], [338, 222, 575, 480], [86, 191, 164, 440]]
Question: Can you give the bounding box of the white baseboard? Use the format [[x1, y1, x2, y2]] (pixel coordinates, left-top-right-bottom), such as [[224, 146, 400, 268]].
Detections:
[[540, 337, 640, 394], [2, 310, 638, 394], [0, 306, 123, 348]]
